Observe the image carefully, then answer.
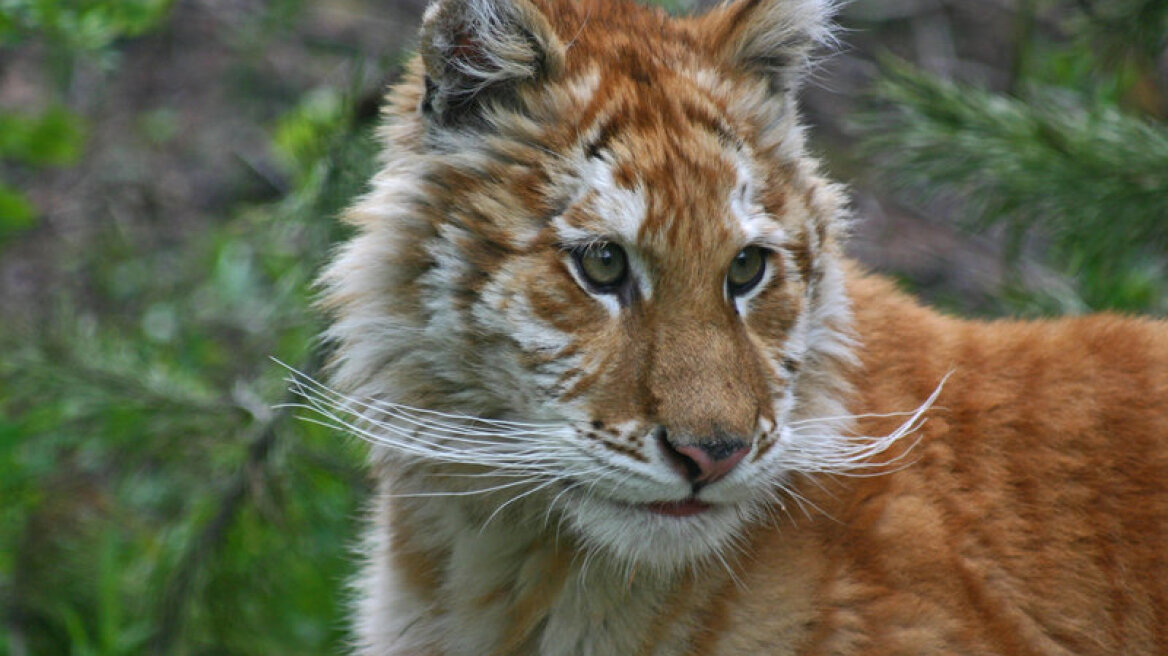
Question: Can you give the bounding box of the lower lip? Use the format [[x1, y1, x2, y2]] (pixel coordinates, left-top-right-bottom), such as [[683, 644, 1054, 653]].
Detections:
[[644, 498, 712, 517]]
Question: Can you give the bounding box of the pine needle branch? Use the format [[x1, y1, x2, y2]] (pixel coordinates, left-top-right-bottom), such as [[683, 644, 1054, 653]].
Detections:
[[855, 59, 1168, 310], [145, 350, 322, 655]]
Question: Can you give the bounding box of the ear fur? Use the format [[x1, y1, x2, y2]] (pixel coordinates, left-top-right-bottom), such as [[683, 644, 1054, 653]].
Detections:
[[419, 0, 565, 126], [708, 0, 837, 94]]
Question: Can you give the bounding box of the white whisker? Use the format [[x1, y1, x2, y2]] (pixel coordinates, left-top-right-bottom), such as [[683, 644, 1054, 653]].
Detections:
[[778, 372, 949, 476], [276, 361, 602, 478], [759, 373, 952, 528], [481, 477, 562, 531], [279, 361, 564, 432], [383, 477, 546, 499]]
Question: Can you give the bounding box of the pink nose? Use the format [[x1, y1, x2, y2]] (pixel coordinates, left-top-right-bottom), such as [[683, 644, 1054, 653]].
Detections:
[[659, 435, 750, 484]]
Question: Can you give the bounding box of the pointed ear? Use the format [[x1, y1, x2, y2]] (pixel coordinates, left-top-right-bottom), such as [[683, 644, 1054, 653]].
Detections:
[[419, 0, 565, 126], [706, 0, 837, 95]]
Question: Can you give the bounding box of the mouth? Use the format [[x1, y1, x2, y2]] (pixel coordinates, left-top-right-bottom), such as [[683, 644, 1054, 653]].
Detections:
[[569, 492, 748, 568], [642, 497, 713, 517]]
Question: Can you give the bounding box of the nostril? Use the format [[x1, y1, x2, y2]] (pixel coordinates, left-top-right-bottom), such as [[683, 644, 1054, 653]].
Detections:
[[657, 428, 703, 482], [677, 441, 748, 484], [656, 429, 749, 484]]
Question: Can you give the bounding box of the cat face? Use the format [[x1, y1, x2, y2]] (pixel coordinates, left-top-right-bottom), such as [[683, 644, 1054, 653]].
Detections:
[[317, 0, 886, 570], [465, 105, 829, 567]]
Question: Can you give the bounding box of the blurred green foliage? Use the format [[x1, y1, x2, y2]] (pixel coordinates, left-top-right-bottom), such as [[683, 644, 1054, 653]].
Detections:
[[0, 106, 87, 166], [0, 0, 118, 237], [0, 182, 36, 232], [0, 0, 172, 53], [1, 123, 378, 656], [274, 87, 347, 183], [0, 105, 88, 236], [0, 119, 378, 655], [1070, 0, 1168, 70], [0, 3, 380, 650], [858, 0, 1168, 315]]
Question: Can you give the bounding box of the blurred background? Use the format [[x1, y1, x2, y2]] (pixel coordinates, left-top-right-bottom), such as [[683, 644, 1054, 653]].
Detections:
[[0, 0, 1164, 653]]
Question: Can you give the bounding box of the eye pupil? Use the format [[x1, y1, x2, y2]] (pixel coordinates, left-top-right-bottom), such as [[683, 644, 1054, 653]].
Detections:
[[727, 246, 766, 295]]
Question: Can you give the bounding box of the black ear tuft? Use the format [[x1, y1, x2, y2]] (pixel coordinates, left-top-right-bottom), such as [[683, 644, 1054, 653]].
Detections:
[[419, 0, 564, 126]]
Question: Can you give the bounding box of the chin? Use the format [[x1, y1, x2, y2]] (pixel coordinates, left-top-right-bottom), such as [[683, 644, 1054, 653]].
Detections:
[[563, 491, 755, 574]]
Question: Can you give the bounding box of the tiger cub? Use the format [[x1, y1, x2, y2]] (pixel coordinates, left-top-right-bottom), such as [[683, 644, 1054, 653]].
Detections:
[[313, 0, 1168, 653]]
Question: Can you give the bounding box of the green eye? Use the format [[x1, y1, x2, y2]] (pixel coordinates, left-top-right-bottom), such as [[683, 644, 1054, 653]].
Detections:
[[574, 242, 628, 290], [727, 246, 767, 295]]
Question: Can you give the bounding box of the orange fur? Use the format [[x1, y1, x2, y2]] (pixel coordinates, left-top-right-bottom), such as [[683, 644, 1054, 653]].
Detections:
[[318, 0, 1168, 653], [710, 272, 1168, 654]]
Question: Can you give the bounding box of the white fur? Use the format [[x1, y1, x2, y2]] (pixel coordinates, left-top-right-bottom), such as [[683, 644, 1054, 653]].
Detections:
[[578, 156, 648, 248], [552, 156, 655, 310]]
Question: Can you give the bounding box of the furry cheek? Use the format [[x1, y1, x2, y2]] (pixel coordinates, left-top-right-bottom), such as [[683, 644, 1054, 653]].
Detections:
[[518, 250, 611, 336], [465, 250, 618, 413], [744, 275, 806, 352]]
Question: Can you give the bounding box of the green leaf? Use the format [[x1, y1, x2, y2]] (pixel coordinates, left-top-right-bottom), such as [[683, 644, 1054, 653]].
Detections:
[[272, 87, 345, 181], [0, 182, 37, 234], [24, 106, 87, 165], [0, 8, 19, 43], [0, 106, 88, 167]]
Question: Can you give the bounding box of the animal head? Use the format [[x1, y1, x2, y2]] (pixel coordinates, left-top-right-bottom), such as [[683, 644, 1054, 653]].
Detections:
[[316, 0, 888, 570]]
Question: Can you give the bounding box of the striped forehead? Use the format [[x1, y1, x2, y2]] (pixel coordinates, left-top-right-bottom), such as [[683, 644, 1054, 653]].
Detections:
[[552, 134, 785, 259], [603, 89, 735, 240], [546, 63, 795, 302]]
